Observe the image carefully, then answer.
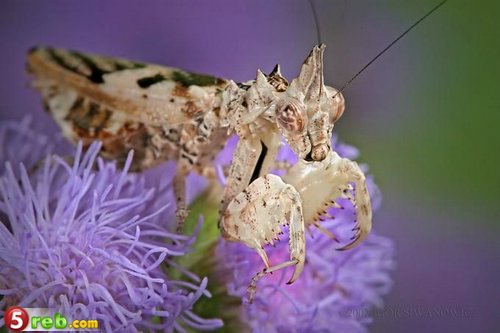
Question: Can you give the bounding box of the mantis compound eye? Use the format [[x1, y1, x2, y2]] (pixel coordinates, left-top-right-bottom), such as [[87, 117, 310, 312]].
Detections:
[[276, 103, 306, 133], [325, 87, 345, 124], [276, 102, 312, 160]]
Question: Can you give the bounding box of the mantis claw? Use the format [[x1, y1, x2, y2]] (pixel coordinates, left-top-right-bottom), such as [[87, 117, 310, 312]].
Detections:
[[221, 174, 306, 298], [283, 150, 372, 252]]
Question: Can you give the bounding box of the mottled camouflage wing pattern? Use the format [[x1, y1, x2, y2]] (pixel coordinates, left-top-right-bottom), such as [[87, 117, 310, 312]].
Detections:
[[27, 46, 229, 169]]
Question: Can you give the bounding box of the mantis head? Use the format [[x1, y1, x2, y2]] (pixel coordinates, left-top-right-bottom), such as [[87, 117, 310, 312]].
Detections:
[[271, 44, 345, 161]]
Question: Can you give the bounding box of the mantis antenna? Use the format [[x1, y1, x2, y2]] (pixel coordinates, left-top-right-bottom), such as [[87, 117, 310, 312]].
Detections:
[[308, 0, 449, 98]]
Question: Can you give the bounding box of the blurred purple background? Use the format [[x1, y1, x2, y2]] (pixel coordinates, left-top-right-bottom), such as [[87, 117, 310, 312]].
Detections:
[[1, 1, 498, 332]]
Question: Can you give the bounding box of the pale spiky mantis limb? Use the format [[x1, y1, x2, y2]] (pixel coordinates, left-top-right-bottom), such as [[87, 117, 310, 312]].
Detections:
[[222, 150, 371, 302]]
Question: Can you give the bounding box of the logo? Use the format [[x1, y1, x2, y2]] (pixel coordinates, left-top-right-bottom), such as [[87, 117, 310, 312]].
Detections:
[[3, 307, 99, 331]]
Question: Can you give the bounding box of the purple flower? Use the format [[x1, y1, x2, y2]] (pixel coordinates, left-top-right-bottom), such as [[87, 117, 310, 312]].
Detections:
[[216, 137, 394, 333], [0, 122, 222, 332]]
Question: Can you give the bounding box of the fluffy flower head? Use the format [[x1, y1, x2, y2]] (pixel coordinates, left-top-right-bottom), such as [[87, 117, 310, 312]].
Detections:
[[0, 135, 222, 332]]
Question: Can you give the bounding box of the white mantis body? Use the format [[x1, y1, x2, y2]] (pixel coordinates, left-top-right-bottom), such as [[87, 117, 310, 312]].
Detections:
[[27, 43, 373, 300]]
